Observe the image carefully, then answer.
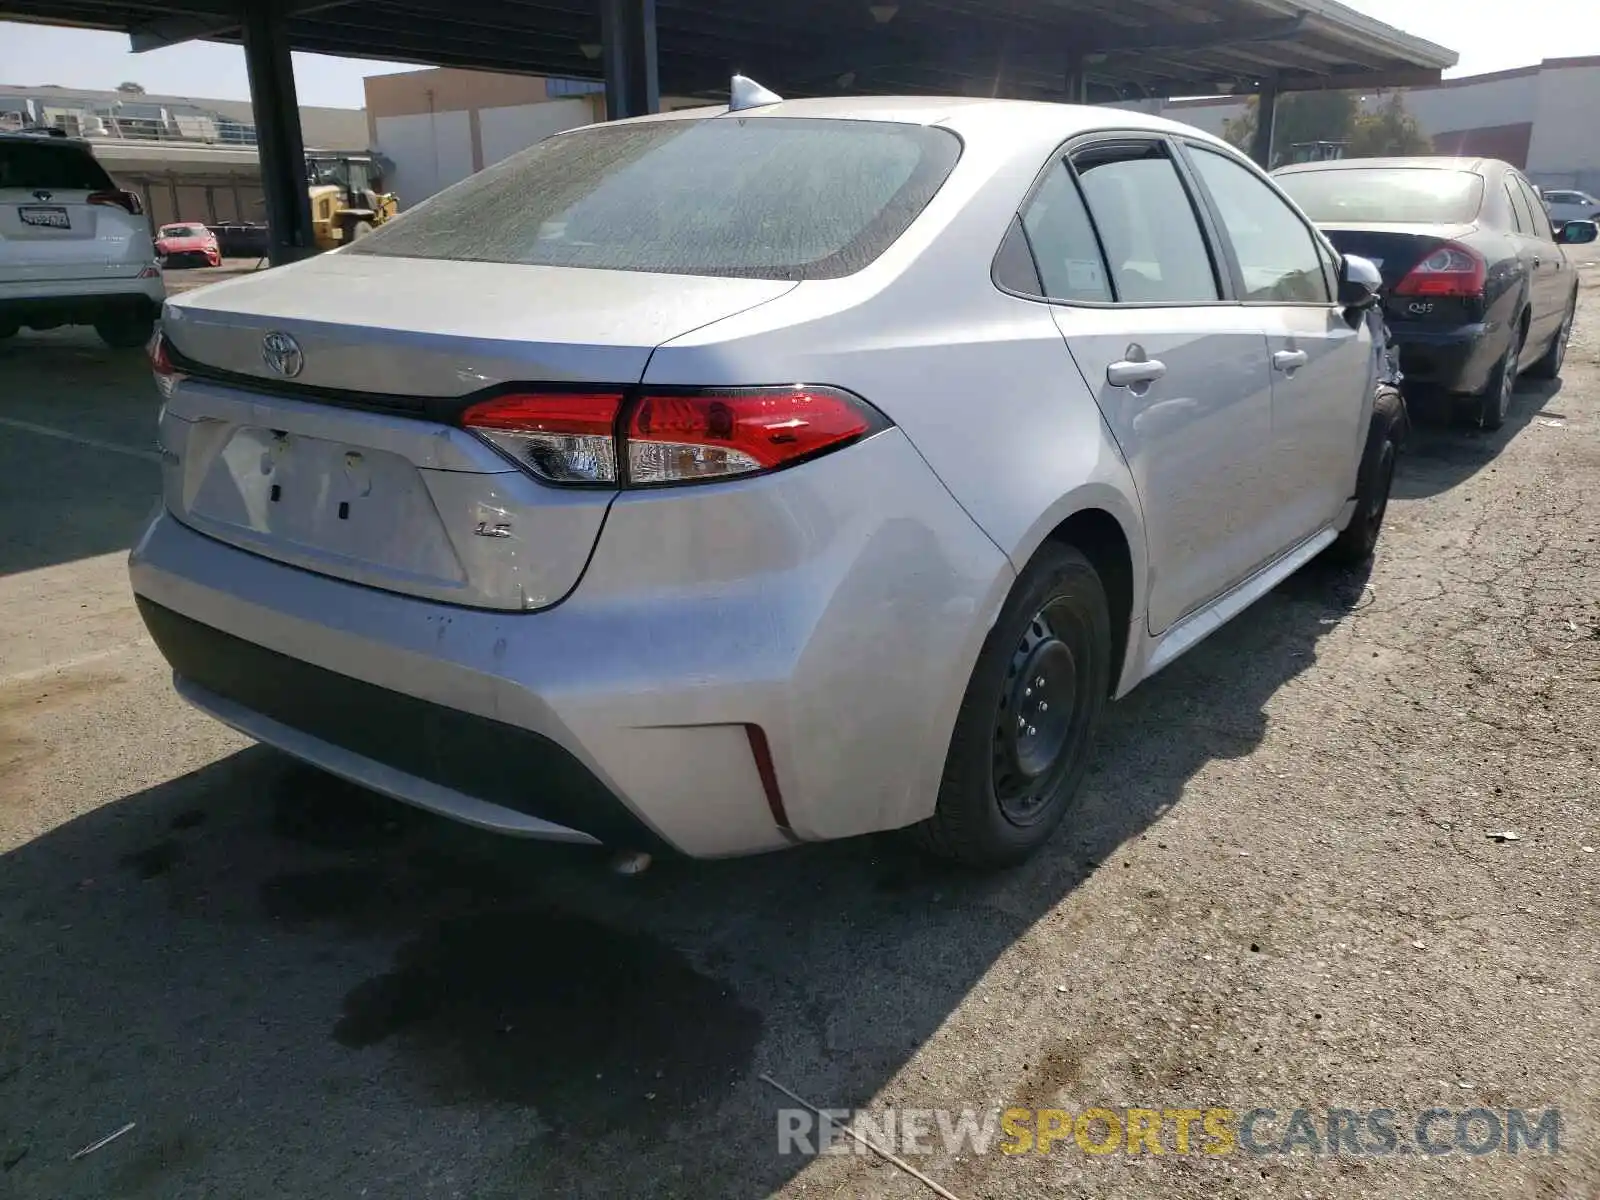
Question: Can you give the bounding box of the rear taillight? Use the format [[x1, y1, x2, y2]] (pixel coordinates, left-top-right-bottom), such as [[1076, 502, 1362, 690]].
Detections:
[[461, 392, 622, 484], [626, 390, 874, 484], [461, 387, 881, 488], [149, 332, 185, 398], [88, 189, 144, 216], [1394, 243, 1486, 298]]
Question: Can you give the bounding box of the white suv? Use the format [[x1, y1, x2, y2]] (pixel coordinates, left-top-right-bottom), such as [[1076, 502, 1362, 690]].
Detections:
[[0, 129, 165, 348]]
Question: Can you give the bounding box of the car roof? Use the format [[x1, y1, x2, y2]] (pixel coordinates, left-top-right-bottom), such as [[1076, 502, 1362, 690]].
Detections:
[[0, 130, 93, 150], [1275, 156, 1502, 175], [603, 94, 1229, 147]]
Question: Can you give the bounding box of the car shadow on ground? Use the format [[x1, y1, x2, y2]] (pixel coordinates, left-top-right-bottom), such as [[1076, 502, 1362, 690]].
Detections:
[[1394, 377, 1565, 500], [0, 332, 161, 579], [0, 559, 1373, 1199]]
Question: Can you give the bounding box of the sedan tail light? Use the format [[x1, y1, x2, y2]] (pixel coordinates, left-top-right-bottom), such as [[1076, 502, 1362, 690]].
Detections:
[[149, 332, 185, 399], [1393, 243, 1486, 298], [462, 392, 622, 484], [88, 189, 145, 216], [461, 387, 883, 488]]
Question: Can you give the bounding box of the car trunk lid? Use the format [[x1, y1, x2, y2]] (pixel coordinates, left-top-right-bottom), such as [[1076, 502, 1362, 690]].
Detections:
[[160, 253, 797, 611]]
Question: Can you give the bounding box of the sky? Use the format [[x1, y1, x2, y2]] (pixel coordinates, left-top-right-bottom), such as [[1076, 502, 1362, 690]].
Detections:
[[0, 0, 1593, 110]]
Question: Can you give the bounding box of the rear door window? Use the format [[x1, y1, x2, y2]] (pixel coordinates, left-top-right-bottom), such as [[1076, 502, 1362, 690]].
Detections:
[[1069, 142, 1220, 304], [1187, 145, 1330, 303], [0, 140, 113, 191], [347, 117, 961, 280], [1504, 181, 1527, 232], [1515, 176, 1555, 240], [1019, 161, 1112, 302], [1506, 179, 1535, 235]]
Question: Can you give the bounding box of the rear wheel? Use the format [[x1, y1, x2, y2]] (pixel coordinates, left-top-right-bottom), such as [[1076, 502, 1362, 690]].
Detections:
[[1326, 385, 1403, 566], [347, 219, 374, 242], [1478, 321, 1525, 431], [94, 312, 154, 350], [1526, 293, 1576, 380], [913, 543, 1111, 868]]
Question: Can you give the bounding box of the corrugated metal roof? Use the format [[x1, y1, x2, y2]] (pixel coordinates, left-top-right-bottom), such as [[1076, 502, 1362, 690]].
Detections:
[[0, 0, 1456, 101]]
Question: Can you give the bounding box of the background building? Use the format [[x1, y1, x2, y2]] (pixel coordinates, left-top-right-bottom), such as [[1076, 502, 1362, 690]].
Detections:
[[0, 83, 368, 227], [363, 67, 703, 205], [1144, 55, 1600, 192]]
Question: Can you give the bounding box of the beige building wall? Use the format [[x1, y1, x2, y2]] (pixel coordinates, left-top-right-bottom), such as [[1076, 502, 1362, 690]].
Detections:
[[362, 66, 710, 204]]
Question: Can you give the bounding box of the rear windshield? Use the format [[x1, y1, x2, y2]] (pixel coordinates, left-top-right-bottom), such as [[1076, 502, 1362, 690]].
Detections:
[[1275, 167, 1485, 225], [346, 117, 962, 280], [163, 224, 207, 236], [0, 141, 114, 192]]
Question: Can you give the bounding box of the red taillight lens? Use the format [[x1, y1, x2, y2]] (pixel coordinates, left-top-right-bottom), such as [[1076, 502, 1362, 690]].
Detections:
[[627, 388, 874, 484], [461, 392, 623, 484], [149, 332, 184, 398], [460, 386, 881, 488], [88, 189, 143, 216], [1394, 243, 1486, 298]]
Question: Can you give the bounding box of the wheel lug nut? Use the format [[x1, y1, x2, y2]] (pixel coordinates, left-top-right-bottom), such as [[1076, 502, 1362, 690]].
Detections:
[[1027, 725, 1036, 736], [1039, 702, 1048, 712]]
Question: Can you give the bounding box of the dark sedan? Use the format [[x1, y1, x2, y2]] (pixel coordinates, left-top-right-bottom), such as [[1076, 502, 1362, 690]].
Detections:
[[1275, 156, 1598, 429]]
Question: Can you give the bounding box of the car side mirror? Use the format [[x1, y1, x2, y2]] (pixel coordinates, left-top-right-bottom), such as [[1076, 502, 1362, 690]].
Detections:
[[1555, 219, 1599, 246], [1338, 253, 1382, 310]]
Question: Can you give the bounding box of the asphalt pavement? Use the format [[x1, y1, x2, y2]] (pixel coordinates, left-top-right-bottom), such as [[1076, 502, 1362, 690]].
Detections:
[[0, 272, 1596, 1199]]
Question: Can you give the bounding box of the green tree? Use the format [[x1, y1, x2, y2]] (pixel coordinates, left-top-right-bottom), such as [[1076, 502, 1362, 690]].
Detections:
[[1222, 90, 1360, 167], [1348, 92, 1433, 157]]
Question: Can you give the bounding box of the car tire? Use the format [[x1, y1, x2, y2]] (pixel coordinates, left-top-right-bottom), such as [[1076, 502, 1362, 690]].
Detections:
[[1325, 384, 1404, 566], [913, 543, 1111, 869], [95, 313, 155, 350], [1478, 320, 1525, 431], [1526, 292, 1576, 381], [348, 220, 374, 241]]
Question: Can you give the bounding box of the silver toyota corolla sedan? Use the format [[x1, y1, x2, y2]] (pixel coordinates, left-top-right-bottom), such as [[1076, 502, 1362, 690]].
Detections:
[[130, 92, 1402, 868]]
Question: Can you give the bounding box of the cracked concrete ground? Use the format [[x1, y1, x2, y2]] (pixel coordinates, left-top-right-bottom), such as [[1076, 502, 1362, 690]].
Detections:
[[0, 267, 1596, 1200]]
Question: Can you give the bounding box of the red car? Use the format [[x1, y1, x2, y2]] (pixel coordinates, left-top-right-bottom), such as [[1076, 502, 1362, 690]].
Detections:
[[155, 222, 220, 269]]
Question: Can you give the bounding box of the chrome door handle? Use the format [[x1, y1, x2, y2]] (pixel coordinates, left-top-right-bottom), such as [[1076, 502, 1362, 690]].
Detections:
[[1273, 350, 1309, 373], [1106, 359, 1167, 387]]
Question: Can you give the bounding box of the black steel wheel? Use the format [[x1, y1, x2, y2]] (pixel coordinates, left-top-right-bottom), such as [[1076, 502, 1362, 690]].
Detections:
[[993, 606, 1085, 825], [915, 543, 1111, 868], [1326, 385, 1404, 566]]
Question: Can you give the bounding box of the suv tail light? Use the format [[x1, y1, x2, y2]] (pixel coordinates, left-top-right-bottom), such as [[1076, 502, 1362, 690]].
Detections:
[[88, 189, 145, 216], [461, 387, 883, 487], [149, 332, 185, 399], [1393, 243, 1486, 298]]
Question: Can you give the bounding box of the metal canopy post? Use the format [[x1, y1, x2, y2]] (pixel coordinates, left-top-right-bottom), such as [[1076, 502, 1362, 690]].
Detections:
[[241, 1, 316, 265], [600, 0, 660, 119], [1250, 82, 1279, 168], [1065, 53, 1088, 104]]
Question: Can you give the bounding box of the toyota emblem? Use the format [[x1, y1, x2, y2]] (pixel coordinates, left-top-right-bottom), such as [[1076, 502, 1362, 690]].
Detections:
[[261, 330, 304, 378]]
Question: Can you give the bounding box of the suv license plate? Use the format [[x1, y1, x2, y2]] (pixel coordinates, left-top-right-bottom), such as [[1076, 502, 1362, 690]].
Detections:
[[19, 206, 70, 229]]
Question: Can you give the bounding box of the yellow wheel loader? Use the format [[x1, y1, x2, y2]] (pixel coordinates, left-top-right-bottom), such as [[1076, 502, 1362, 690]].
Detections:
[[305, 153, 398, 251]]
